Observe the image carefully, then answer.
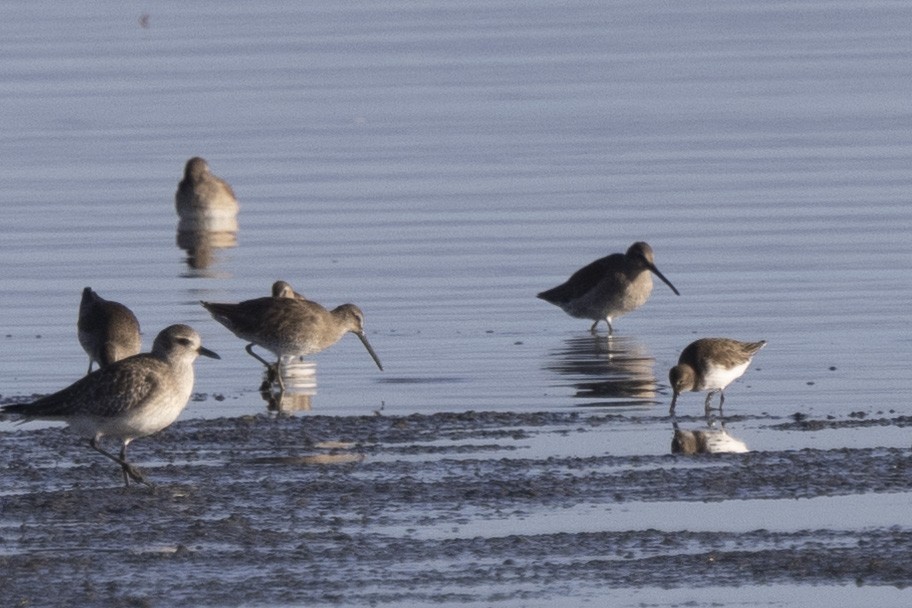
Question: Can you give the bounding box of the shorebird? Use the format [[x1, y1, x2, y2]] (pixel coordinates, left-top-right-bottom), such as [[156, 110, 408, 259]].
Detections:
[[1, 325, 219, 487], [175, 156, 239, 222], [537, 241, 679, 335], [272, 280, 306, 300], [201, 292, 383, 389], [77, 287, 142, 374], [668, 338, 766, 415]]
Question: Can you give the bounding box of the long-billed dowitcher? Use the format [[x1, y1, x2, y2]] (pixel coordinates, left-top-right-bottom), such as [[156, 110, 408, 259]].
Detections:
[[78, 287, 142, 374], [537, 241, 679, 335], [201, 291, 383, 389], [668, 338, 766, 415], [2, 325, 219, 487], [175, 156, 239, 222]]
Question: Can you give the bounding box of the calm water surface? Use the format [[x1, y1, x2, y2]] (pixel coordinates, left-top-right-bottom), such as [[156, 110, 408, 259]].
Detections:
[[1, 0, 911, 604], [2, 0, 910, 436]]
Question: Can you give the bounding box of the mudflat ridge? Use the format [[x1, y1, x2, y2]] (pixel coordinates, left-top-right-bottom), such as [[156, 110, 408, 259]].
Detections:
[[1, 410, 911, 606]]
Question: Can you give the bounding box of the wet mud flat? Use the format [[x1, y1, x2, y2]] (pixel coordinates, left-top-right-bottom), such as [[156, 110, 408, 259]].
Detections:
[[1, 409, 911, 607]]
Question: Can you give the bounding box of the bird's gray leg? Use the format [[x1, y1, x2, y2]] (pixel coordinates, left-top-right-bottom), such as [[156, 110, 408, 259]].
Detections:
[[120, 443, 129, 486], [89, 438, 150, 487], [718, 391, 726, 414], [118, 443, 148, 487], [245, 343, 272, 367], [269, 360, 286, 392], [704, 391, 715, 415], [606, 319, 614, 336], [589, 320, 599, 333], [245, 343, 284, 389], [246, 344, 285, 391], [86, 359, 94, 375]]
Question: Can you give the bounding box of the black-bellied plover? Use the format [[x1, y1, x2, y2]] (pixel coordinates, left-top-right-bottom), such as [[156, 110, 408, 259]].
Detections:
[[78, 287, 142, 374], [537, 242, 679, 335], [2, 324, 219, 487], [669, 338, 766, 415], [201, 291, 382, 389]]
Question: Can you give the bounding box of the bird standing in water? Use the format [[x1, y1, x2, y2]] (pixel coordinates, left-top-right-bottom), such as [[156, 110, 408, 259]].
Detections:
[[201, 291, 383, 390], [669, 338, 766, 415], [538, 241, 679, 334], [175, 156, 239, 223]]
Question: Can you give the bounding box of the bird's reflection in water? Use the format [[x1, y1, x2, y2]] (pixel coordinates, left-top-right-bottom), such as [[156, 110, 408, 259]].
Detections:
[[176, 216, 238, 278], [260, 358, 317, 414], [670, 414, 749, 454], [544, 334, 658, 407]]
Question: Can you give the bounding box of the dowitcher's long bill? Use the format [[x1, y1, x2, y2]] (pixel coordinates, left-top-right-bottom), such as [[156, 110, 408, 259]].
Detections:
[[78, 287, 142, 374], [175, 156, 239, 222], [201, 290, 383, 389], [2, 324, 219, 487], [669, 338, 766, 415], [537, 241, 679, 335]]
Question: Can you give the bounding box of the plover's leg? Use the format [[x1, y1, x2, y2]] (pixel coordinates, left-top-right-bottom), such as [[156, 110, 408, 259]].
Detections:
[[89, 438, 150, 487]]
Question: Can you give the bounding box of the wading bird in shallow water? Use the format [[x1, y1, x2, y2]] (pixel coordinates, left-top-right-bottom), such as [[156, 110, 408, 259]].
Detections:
[[2, 325, 219, 487], [537, 241, 679, 335], [77, 287, 142, 374], [175, 156, 239, 223], [668, 338, 766, 415], [201, 290, 383, 390]]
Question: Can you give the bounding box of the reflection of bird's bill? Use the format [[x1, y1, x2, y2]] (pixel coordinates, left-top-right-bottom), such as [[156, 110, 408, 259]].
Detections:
[[649, 264, 680, 296], [199, 346, 221, 360], [357, 332, 383, 371]]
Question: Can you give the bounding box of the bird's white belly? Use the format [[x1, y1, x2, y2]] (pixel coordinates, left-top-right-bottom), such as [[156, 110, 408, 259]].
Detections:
[[698, 361, 750, 391], [67, 392, 190, 441]]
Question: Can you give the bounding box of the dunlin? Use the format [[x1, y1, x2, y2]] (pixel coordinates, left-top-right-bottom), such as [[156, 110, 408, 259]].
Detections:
[[175, 156, 239, 222], [201, 292, 382, 389], [537, 241, 679, 334], [668, 338, 766, 415], [2, 325, 219, 486], [77, 287, 142, 374]]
